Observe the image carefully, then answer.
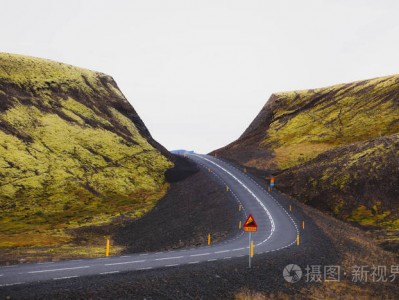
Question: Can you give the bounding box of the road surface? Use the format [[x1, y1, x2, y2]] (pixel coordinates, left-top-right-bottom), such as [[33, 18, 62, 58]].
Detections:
[[0, 154, 298, 287]]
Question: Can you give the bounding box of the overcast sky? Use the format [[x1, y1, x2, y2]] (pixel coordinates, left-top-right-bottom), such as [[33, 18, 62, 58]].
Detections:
[[2, 0, 399, 153]]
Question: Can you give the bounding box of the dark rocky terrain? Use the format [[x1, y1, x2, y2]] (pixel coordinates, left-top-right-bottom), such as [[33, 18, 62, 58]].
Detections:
[[2, 168, 398, 299], [213, 75, 399, 252]]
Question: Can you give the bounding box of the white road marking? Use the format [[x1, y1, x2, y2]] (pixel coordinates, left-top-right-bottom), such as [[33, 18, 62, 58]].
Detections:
[[38, 262, 54, 265], [97, 257, 109, 260], [138, 267, 153, 270], [214, 250, 230, 254], [0, 274, 3, 277], [155, 256, 183, 261], [207, 259, 217, 262], [190, 253, 210, 257], [28, 266, 90, 274], [140, 253, 149, 256], [224, 257, 232, 259], [121, 256, 130, 258], [188, 261, 199, 264], [232, 247, 246, 251], [0, 282, 24, 287], [165, 264, 179, 267], [105, 260, 146, 266], [100, 271, 120, 275], [53, 276, 79, 280], [194, 155, 276, 246]]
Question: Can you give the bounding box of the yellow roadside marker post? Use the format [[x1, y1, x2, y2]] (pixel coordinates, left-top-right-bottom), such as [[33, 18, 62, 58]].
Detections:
[[106, 239, 110, 257], [226, 185, 229, 192], [244, 168, 247, 173], [208, 234, 211, 246], [250, 241, 254, 258], [208, 168, 211, 173], [296, 234, 300, 246], [302, 221, 305, 230], [239, 221, 242, 229], [239, 204, 242, 211], [289, 205, 292, 212]]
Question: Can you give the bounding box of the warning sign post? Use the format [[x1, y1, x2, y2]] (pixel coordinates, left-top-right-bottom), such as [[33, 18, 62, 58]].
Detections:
[[243, 214, 257, 268], [243, 214, 257, 232]]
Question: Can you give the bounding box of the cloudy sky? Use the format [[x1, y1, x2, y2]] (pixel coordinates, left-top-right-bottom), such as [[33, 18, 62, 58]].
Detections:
[[2, 0, 399, 153]]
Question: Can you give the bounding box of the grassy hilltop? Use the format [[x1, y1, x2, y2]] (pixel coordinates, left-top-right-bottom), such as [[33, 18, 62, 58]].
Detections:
[[215, 75, 399, 251], [0, 53, 172, 255]]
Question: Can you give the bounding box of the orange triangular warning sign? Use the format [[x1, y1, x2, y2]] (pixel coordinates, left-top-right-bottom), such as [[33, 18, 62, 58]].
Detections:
[[243, 214, 257, 232], [245, 215, 254, 226]]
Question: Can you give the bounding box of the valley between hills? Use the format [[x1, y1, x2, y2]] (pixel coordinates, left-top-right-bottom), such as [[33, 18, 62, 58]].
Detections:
[[0, 53, 398, 299]]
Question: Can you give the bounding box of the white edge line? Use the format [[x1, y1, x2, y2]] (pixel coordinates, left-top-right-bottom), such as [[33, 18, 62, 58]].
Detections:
[[105, 260, 146, 266], [214, 250, 230, 254], [28, 266, 90, 274], [53, 276, 79, 280], [190, 253, 210, 257], [232, 247, 246, 251], [155, 256, 184, 261], [0, 282, 24, 287], [100, 271, 120, 275], [194, 154, 276, 246]]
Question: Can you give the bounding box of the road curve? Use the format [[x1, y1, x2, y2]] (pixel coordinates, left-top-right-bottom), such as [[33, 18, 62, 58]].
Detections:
[[0, 154, 298, 287]]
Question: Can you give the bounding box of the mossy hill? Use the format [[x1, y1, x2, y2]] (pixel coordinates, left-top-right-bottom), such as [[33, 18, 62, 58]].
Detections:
[[0, 53, 172, 251], [214, 75, 399, 251]]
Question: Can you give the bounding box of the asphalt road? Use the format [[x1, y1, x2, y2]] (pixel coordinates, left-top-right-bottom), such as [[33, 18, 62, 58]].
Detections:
[[0, 154, 298, 288]]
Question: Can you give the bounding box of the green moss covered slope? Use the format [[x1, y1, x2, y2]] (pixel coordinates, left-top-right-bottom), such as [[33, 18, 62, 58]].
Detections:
[[277, 133, 399, 250], [0, 53, 172, 249], [215, 75, 399, 251], [216, 75, 399, 171]]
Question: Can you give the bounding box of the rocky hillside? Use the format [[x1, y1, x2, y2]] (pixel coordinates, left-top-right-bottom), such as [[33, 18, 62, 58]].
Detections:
[[214, 75, 399, 250], [0, 53, 172, 250]]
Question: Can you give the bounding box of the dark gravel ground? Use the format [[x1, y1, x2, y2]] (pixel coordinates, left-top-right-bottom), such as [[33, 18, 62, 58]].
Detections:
[[69, 155, 242, 253], [1, 157, 398, 299], [113, 156, 243, 252]]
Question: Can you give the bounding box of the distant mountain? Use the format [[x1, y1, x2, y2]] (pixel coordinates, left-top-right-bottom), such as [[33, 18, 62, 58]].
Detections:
[[0, 53, 173, 249], [214, 75, 399, 251], [170, 150, 195, 154]]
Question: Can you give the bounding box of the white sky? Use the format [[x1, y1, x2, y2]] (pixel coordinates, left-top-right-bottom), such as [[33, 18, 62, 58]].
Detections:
[[2, 0, 399, 153]]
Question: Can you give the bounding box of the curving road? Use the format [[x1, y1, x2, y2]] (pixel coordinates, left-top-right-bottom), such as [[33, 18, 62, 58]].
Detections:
[[0, 154, 298, 287]]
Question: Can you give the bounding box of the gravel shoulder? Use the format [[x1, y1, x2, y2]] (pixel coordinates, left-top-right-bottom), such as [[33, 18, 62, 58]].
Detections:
[[1, 158, 398, 299]]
